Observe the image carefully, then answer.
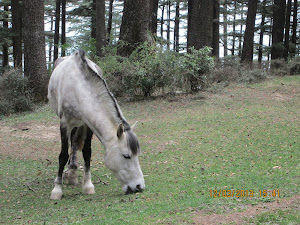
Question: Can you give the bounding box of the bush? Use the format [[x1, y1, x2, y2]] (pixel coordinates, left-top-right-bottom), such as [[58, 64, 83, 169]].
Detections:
[[0, 69, 33, 115], [98, 44, 214, 97]]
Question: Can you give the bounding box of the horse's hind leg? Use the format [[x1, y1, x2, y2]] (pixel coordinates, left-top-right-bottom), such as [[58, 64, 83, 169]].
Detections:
[[63, 127, 84, 185], [82, 126, 95, 194], [50, 123, 69, 200]]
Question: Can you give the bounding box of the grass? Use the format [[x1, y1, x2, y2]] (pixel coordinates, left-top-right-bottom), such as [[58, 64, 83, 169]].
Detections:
[[0, 76, 300, 224]]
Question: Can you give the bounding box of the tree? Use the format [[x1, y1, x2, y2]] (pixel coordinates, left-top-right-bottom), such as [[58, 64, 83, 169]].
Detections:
[[117, 0, 152, 57], [61, 0, 66, 56], [187, 0, 213, 50], [241, 0, 258, 63], [271, 0, 286, 60], [96, 0, 106, 57], [12, 0, 22, 68], [151, 0, 159, 35], [283, 0, 292, 60], [258, 0, 267, 63], [23, 0, 48, 101], [54, 0, 61, 62], [174, 0, 180, 52], [107, 0, 114, 44], [291, 0, 298, 57], [212, 0, 220, 58], [2, 3, 9, 68]]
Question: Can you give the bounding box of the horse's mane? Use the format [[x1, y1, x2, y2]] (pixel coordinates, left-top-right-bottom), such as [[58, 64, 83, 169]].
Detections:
[[76, 50, 140, 155]]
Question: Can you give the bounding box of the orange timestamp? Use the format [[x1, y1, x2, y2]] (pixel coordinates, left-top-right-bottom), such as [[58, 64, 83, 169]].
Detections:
[[209, 189, 280, 198]]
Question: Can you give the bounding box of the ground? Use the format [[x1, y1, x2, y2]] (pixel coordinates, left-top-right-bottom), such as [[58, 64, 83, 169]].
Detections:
[[0, 76, 299, 224]]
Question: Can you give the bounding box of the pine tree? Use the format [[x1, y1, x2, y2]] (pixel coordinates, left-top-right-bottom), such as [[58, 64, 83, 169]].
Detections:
[[96, 0, 106, 57], [12, 0, 22, 68]]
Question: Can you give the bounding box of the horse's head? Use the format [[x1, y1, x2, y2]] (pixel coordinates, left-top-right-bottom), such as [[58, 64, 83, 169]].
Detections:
[[104, 122, 145, 194]]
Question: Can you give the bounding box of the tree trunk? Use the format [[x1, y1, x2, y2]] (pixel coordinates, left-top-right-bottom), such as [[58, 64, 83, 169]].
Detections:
[[49, 13, 54, 62], [166, 0, 171, 50], [23, 0, 48, 101], [271, 0, 286, 60], [91, 0, 96, 39], [291, 0, 298, 57], [61, 0, 66, 57], [223, 2, 228, 57], [54, 0, 61, 62], [117, 0, 152, 57], [161, 4, 165, 40], [241, 0, 258, 63], [12, 0, 23, 68], [187, 0, 213, 50], [174, 0, 180, 52], [258, 0, 267, 64], [231, 1, 237, 56], [283, 0, 292, 60], [2, 4, 9, 68], [212, 0, 220, 59], [238, 1, 244, 57], [96, 0, 106, 57], [107, 0, 114, 44], [151, 0, 159, 35]]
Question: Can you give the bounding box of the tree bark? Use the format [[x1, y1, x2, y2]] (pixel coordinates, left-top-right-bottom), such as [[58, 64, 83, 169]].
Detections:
[[54, 0, 61, 62], [174, 0, 180, 52], [117, 0, 152, 57], [12, 0, 23, 68], [107, 0, 114, 44], [187, 0, 213, 50], [241, 0, 258, 63], [212, 0, 220, 58], [2, 4, 9, 68], [223, 1, 228, 57], [23, 0, 48, 101], [96, 0, 106, 57], [291, 0, 298, 57], [166, 0, 171, 50], [258, 0, 267, 63], [231, 1, 237, 56], [271, 0, 286, 60], [283, 0, 292, 60], [61, 0, 66, 57], [91, 0, 96, 39], [151, 0, 159, 35]]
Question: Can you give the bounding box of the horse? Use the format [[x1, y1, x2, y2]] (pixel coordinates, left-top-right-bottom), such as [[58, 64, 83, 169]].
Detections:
[[48, 50, 145, 200]]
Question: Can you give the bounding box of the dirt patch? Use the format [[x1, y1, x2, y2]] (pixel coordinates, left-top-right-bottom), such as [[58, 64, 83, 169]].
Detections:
[[0, 121, 60, 160], [193, 195, 300, 225]]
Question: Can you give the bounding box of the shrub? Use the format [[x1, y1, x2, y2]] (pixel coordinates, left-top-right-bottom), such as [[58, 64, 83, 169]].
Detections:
[[0, 69, 33, 115]]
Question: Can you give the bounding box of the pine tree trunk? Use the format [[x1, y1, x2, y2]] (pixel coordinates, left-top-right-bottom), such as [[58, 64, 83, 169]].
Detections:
[[107, 0, 114, 44], [238, 2, 244, 58], [258, 0, 267, 63], [291, 0, 298, 57], [49, 14, 54, 62], [212, 0, 220, 58], [283, 0, 292, 60], [117, 0, 152, 57], [223, 2, 228, 57], [54, 0, 61, 62], [271, 0, 286, 60], [96, 0, 106, 57], [187, 0, 213, 50], [174, 0, 180, 52], [2, 4, 9, 68], [61, 0, 66, 57], [91, 0, 96, 39], [23, 0, 48, 101], [231, 1, 237, 56], [166, 0, 171, 50], [12, 0, 22, 68], [151, 0, 159, 35], [241, 0, 258, 63], [161, 4, 165, 40]]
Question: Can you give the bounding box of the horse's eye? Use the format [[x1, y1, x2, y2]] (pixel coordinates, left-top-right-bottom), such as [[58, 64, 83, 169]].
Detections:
[[123, 154, 131, 159]]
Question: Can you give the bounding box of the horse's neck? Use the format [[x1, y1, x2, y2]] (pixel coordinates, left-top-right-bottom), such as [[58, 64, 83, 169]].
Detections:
[[82, 105, 119, 147]]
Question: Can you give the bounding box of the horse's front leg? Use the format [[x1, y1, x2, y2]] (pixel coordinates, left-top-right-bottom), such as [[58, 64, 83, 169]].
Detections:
[[50, 123, 69, 200], [82, 126, 95, 194]]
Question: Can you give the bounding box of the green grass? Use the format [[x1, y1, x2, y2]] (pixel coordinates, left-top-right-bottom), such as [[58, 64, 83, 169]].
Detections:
[[0, 76, 300, 224]]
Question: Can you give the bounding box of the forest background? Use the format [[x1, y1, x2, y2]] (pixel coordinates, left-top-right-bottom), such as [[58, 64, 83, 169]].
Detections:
[[0, 0, 299, 114]]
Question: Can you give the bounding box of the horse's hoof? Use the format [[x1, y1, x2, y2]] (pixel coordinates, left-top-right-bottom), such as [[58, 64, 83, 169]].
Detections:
[[50, 189, 63, 200], [83, 185, 95, 195], [63, 170, 79, 185]]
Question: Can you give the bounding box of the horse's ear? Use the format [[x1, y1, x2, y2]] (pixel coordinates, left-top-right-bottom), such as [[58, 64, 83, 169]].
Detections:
[[131, 121, 138, 131], [117, 123, 124, 138]]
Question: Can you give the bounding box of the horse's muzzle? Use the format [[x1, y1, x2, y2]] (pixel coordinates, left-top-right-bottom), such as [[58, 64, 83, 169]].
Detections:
[[125, 184, 143, 194]]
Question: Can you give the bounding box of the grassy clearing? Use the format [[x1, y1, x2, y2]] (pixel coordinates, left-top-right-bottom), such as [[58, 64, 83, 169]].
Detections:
[[0, 76, 299, 224]]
